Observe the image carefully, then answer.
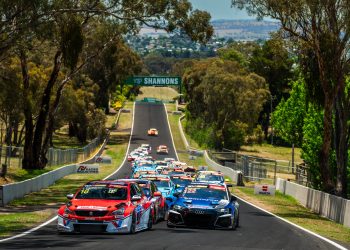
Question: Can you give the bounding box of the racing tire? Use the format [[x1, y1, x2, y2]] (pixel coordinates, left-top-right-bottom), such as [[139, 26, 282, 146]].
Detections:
[[166, 222, 175, 228], [153, 208, 158, 224], [148, 210, 153, 230], [129, 212, 137, 234], [232, 213, 239, 230], [236, 214, 240, 228]]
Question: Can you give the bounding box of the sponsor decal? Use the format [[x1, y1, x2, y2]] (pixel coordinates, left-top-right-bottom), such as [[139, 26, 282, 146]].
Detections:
[[76, 164, 99, 173], [76, 206, 107, 210], [254, 184, 276, 195]]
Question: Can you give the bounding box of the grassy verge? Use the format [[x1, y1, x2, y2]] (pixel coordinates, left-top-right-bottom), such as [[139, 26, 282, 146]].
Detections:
[[166, 104, 206, 167], [233, 186, 350, 245], [0, 104, 133, 238]]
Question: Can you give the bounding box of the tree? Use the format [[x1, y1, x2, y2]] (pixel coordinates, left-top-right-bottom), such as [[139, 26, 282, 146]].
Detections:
[[1, 0, 213, 170], [233, 0, 350, 197], [271, 79, 306, 146], [249, 35, 294, 139], [183, 58, 269, 149]]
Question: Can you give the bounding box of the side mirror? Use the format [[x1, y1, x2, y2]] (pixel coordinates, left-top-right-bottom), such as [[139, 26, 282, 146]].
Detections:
[[131, 195, 142, 201], [226, 183, 233, 187], [66, 194, 74, 200], [231, 195, 237, 202], [153, 191, 162, 197]]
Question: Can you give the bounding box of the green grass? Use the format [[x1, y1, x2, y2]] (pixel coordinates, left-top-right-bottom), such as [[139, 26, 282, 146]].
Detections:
[[233, 186, 350, 245], [0, 103, 134, 238], [0, 211, 54, 237], [239, 143, 302, 163], [137, 87, 179, 101]]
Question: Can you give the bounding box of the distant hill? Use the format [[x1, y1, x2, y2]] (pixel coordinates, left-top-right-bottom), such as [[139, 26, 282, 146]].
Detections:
[[211, 19, 280, 40], [139, 19, 280, 41]]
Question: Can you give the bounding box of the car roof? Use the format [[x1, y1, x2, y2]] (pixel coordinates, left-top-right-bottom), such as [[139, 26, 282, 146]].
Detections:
[[117, 179, 151, 185], [197, 171, 223, 176], [140, 174, 171, 180], [86, 180, 129, 186]]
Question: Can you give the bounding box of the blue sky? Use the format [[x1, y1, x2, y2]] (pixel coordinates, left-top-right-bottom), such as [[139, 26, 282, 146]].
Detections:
[[190, 0, 256, 20]]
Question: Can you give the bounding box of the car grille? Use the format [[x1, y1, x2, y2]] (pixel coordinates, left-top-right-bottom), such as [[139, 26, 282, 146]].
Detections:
[[74, 224, 107, 233], [75, 210, 108, 217], [184, 209, 217, 227]]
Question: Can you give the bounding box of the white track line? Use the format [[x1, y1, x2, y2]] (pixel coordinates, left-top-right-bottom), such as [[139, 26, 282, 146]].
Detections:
[[163, 103, 179, 161], [237, 196, 347, 250], [0, 102, 136, 243]]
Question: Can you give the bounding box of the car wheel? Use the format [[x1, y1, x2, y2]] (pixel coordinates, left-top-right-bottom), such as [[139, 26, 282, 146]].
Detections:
[[167, 221, 175, 228], [130, 212, 136, 234], [236, 213, 240, 228], [153, 208, 158, 224], [148, 210, 153, 230]]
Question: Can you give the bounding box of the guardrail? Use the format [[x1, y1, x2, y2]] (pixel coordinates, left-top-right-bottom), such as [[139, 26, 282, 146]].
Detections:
[[0, 133, 109, 206], [276, 178, 350, 228]]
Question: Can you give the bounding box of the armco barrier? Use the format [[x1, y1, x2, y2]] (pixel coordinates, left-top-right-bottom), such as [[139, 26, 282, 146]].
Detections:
[[0, 133, 109, 206], [276, 178, 350, 228], [177, 115, 240, 184]]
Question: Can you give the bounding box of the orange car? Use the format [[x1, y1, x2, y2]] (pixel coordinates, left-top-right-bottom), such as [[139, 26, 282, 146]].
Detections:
[[147, 128, 158, 136]]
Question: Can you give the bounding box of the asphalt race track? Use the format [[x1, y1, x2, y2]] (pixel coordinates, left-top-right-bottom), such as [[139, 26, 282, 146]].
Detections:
[[0, 102, 342, 250]]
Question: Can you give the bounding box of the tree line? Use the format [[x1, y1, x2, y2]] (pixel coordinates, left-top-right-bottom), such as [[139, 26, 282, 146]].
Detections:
[[0, 0, 213, 170]]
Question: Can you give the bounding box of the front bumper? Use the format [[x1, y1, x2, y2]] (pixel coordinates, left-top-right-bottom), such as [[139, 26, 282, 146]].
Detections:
[[168, 209, 234, 228], [57, 215, 132, 233]]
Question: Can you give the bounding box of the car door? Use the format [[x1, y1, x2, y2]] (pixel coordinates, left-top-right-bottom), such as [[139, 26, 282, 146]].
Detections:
[[132, 184, 148, 227]]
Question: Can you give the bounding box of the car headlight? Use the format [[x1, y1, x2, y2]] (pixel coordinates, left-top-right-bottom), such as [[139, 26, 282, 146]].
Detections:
[[63, 207, 75, 217], [173, 205, 186, 211], [112, 207, 125, 216], [216, 208, 230, 214]]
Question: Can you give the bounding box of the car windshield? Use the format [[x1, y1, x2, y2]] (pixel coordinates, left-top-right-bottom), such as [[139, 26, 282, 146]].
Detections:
[[75, 185, 128, 200], [153, 180, 171, 188], [171, 178, 191, 187], [197, 174, 224, 182], [183, 185, 227, 200]]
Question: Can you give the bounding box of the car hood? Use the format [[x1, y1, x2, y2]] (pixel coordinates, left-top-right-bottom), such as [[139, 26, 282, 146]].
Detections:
[[69, 199, 128, 211], [179, 197, 229, 209]]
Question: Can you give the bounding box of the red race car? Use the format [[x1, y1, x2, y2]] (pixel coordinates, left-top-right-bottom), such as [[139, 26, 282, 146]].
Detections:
[[117, 179, 166, 222], [57, 180, 153, 234]]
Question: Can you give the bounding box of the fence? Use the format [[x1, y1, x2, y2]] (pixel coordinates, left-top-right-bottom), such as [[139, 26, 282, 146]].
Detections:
[[209, 149, 298, 185], [0, 135, 104, 170], [276, 178, 350, 228]]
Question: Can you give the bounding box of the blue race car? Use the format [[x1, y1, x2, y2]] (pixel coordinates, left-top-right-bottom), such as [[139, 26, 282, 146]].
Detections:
[[138, 174, 177, 208], [167, 182, 239, 229]]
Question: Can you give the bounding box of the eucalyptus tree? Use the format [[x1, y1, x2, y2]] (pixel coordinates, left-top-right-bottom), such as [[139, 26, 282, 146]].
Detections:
[[0, 0, 213, 170], [232, 0, 350, 197]]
